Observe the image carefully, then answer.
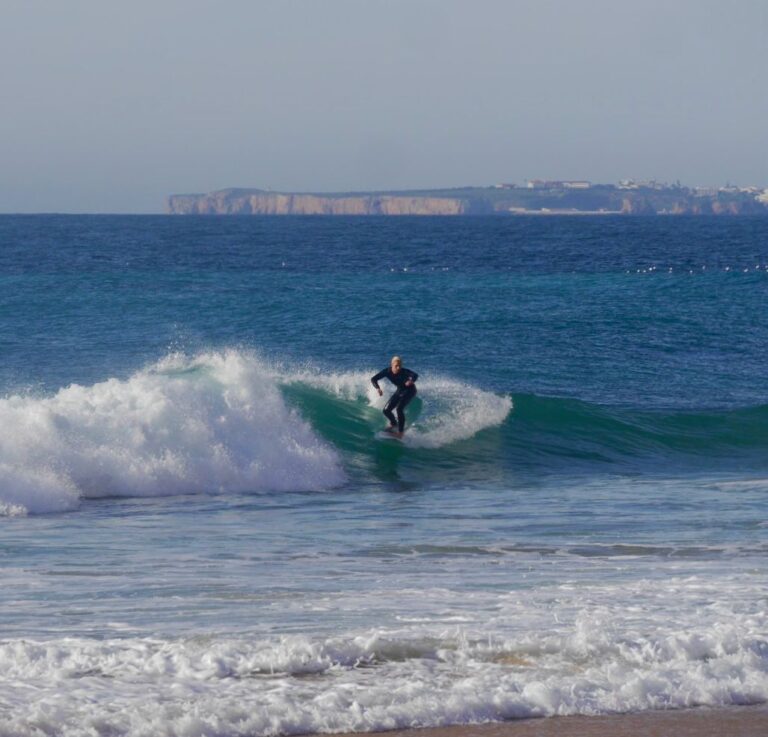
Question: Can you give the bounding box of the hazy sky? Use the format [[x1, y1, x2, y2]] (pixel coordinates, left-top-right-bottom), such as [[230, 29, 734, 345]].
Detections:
[[1, 0, 766, 212]]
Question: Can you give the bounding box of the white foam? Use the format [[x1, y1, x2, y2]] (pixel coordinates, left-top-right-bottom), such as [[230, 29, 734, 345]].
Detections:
[[0, 351, 345, 515], [402, 376, 512, 448], [0, 574, 766, 736]]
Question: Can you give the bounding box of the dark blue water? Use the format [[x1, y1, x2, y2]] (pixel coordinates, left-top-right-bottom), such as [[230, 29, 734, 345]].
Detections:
[[3, 215, 768, 407]]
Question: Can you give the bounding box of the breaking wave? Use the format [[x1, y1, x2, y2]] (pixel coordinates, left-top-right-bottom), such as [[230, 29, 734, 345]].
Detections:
[[0, 351, 512, 515], [6, 347, 768, 515], [0, 351, 345, 515]]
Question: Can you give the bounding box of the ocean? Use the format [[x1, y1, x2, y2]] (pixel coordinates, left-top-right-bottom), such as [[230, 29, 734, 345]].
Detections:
[[1, 214, 767, 736]]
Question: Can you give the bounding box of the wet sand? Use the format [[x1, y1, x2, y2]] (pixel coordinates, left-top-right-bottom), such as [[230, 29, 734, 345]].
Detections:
[[337, 705, 768, 737]]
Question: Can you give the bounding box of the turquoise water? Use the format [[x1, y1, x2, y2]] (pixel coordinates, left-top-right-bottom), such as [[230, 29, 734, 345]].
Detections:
[[1, 215, 767, 736]]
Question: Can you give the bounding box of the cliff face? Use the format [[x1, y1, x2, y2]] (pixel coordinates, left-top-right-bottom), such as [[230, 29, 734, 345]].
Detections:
[[167, 187, 768, 216], [167, 190, 473, 216], [618, 195, 766, 215]]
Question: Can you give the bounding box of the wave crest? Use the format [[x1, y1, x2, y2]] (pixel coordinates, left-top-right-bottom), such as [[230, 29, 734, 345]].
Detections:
[[0, 351, 345, 515]]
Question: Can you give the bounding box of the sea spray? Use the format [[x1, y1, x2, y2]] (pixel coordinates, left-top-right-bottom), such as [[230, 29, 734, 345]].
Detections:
[[0, 351, 345, 515]]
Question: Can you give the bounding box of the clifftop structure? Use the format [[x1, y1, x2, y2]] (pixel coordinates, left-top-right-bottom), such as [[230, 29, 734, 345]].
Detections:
[[526, 180, 591, 190], [167, 183, 768, 216]]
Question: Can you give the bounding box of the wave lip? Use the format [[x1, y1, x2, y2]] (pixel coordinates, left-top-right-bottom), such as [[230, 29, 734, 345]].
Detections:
[[0, 350, 345, 515]]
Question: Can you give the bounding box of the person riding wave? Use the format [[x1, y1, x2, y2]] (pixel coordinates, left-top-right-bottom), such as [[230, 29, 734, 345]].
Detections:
[[371, 356, 418, 438]]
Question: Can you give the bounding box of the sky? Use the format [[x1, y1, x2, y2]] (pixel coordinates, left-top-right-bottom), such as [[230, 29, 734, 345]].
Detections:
[[1, 0, 766, 213]]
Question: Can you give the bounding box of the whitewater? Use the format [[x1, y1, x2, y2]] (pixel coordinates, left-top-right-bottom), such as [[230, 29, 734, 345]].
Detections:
[[2, 574, 767, 737], [1, 214, 767, 737]]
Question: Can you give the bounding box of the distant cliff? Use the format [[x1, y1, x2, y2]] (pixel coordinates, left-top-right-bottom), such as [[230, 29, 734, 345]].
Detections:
[[167, 186, 768, 216], [167, 189, 488, 216]]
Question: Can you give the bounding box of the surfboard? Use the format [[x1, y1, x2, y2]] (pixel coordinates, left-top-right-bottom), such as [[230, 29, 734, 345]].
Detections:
[[376, 429, 404, 442]]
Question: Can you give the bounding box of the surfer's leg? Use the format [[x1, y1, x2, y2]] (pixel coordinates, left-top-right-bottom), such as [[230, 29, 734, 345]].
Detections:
[[394, 387, 416, 433], [383, 393, 398, 428]]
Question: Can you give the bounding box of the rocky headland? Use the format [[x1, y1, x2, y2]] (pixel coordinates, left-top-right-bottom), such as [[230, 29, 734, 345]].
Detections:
[[167, 190, 478, 216], [167, 185, 768, 216]]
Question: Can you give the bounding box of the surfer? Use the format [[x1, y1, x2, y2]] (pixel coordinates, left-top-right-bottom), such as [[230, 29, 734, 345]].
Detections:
[[371, 356, 418, 438]]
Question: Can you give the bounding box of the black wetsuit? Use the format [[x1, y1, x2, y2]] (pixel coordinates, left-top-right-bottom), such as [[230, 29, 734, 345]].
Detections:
[[371, 367, 419, 433]]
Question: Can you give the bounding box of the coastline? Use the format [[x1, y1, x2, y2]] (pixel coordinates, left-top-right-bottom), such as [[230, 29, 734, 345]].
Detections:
[[166, 184, 768, 217], [333, 705, 768, 737]]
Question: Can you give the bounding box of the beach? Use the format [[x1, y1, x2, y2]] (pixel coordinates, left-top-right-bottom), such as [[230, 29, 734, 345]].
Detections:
[[347, 706, 768, 737]]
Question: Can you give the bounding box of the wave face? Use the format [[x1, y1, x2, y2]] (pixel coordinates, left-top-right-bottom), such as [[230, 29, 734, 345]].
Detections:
[[0, 351, 345, 515], [508, 394, 768, 469], [282, 377, 768, 477]]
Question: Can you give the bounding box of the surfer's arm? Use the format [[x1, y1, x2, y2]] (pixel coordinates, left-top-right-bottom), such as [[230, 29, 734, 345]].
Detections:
[[404, 369, 418, 387], [371, 369, 388, 393]]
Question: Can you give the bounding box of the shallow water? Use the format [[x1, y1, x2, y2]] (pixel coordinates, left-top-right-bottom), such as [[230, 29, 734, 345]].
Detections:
[[0, 215, 767, 736]]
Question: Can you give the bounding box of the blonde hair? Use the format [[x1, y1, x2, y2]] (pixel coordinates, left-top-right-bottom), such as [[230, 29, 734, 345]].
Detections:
[[391, 355, 402, 366]]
